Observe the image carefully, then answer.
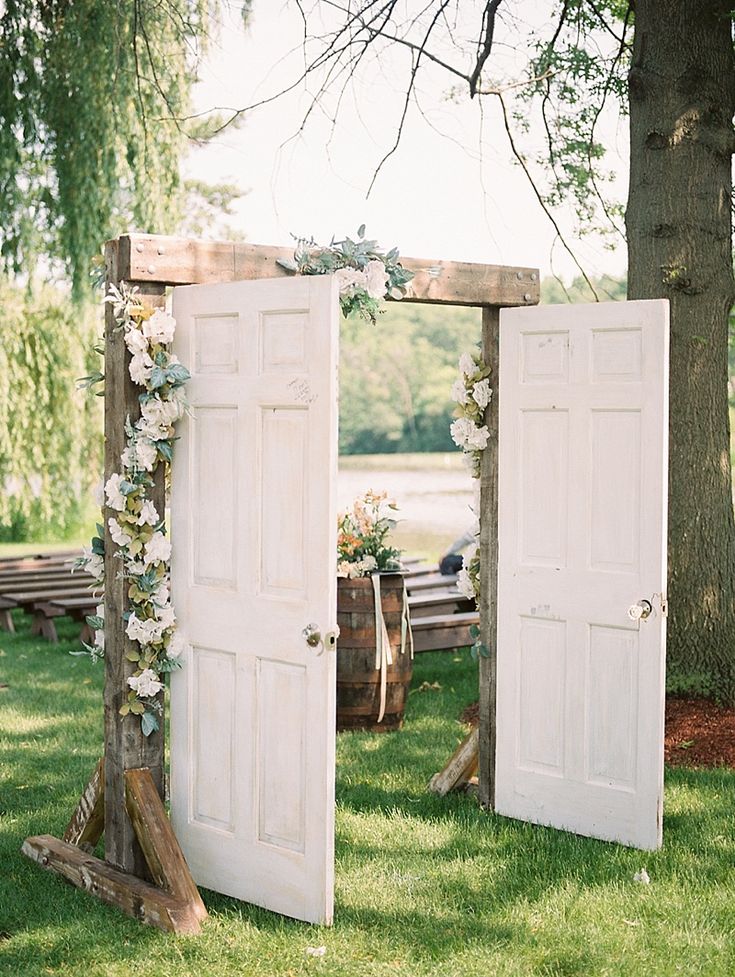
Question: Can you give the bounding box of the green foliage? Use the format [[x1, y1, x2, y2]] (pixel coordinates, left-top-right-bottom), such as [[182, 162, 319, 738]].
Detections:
[[541, 272, 627, 304], [0, 0, 210, 298], [339, 302, 481, 454], [0, 280, 101, 540]]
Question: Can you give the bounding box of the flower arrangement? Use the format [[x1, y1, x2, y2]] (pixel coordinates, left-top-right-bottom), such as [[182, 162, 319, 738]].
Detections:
[[337, 491, 402, 578], [278, 226, 414, 325], [74, 282, 189, 736], [449, 348, 492, 658]]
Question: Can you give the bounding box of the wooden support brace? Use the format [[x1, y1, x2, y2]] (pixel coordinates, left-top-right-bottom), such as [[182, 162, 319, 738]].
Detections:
[[21, 836, 204, 935], [428, 728, 480, 796], [63, 759, 105, 853], [23, 765, 207, 934]]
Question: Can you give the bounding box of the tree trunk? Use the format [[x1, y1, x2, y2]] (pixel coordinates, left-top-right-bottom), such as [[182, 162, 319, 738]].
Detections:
[[626, 0, 735, 702]]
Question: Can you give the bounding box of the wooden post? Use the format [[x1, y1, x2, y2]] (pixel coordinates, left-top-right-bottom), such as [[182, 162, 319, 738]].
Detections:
[[103, 240, 166, 875], [478, 306, 500, 809]]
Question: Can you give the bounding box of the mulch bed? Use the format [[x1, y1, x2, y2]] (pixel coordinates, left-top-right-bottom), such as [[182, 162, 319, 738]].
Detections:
[[459, 695, 735, 769]]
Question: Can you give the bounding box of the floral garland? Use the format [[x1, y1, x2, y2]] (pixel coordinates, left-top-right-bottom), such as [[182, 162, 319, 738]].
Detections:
[[449, 349, 492, 659], [75, 282, 189, 736], [277, 226, 414, 325]]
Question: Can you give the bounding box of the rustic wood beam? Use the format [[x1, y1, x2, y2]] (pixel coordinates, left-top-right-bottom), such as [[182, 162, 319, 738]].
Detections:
[[478, 306, 500, 810], [63, 759, 105, 853], [125, 768, 207, 922], [114, 233, 540, 307], [103, 241, 165, 877], [428, 728, 479, 795], [22, 836, 204, 935]]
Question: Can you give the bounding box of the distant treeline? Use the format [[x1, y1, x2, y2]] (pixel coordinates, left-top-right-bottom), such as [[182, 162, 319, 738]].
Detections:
[[339, 274, 627, 456]]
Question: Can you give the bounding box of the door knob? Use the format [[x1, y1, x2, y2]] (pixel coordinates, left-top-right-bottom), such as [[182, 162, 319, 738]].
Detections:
[[627, 599, 653, 622], [302, 623, 322, 647]]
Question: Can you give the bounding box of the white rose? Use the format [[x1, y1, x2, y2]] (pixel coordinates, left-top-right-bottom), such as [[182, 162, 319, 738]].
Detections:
[[451, 379, 469, 405], [135, 439, 158, 472], [129, 352, 154, 386], [456, 567, 476, 601], [137, 499, 159, 527], [124, 326, 149, 356], [144, 531, 171, 566], [81, 547, 105, 582], [450, 417, 475, 450], [104, 473, 127, 511], [126, 613, 165, 644], [335, 267, 367, 294], [127, 668, 164, 698], [142, 309, 177, 346], [472, 379, 492, 410], [364, 259, 389, 300], [458, 352, 476, 378], [108, 517, 132, 548], [155, 605, 176, 629], [466, 424, 490, 450]]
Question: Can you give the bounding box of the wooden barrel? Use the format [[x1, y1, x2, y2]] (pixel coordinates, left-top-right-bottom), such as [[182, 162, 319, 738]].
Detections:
[[336, 573, 413, 732]]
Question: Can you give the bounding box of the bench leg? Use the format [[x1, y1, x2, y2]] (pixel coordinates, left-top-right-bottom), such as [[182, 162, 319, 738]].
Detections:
[[32, 612, 59, 644], [0, 609, 15, 633]]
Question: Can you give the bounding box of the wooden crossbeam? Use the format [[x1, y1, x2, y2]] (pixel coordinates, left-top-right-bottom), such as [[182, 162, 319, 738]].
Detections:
[[23, 765, 207, 935], [114, 233, 540, 308]]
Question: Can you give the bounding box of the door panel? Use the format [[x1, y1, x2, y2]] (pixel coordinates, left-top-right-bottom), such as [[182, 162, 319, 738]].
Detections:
[[496, 300, 669, 850], [170, 275, 339, 923]]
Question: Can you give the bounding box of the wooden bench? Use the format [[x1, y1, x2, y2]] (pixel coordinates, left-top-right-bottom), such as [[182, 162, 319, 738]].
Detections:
[[408, 590, 473, 618], [411, 611, 479, 653]]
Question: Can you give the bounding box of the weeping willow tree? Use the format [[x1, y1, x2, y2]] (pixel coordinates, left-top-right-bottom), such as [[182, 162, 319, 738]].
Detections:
[[0, 0, 212, 297], [0, 1, 222, 539]]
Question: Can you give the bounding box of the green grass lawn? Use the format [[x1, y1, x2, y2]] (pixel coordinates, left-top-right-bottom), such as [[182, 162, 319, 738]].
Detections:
[[1, 617, 735, 977]]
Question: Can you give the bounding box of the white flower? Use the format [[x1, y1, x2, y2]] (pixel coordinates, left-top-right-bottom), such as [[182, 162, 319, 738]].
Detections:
[[466, 424, 490, 450], [128, 668, 164, 698], [126, 613, 165, 645], [364, 259, 389, 299], [633, 868, 650, 884], [456, 567, 476, 601], [337, 559, 359, 579], [335, 267, 367, 294], [124, 326, 149, 356], [155, 604, 176, 629], [96, 603, 105, 619], [137, 499, 159, 527], [152, 579, 170, 605], [451, 379, 469, 405], [93, 629, 105, 652], [108, 517, 132, 548], [144, 532, 171, 566], [463, 543, 479, 565], [135, 439, 158, 472], [167, 631, 185, 658], [81, 546, 105, 582], [138, 396, 181, 440], [104, 473, 127, 511], [472, 379, 492, 409], [129, 351, 154, 386], [142, 309, 177, 346], [127, 559, 146, 576], [458, 352, 476, 378], [450, 417, 476, 450]]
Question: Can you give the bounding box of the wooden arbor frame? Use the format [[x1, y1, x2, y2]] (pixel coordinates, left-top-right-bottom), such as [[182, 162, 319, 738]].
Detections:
[[23, 233, 540, 932]]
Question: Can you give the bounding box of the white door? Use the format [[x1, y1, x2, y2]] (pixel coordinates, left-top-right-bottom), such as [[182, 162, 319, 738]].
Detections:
[[496, 299, 669, 850], [170, 275, 339, 923]]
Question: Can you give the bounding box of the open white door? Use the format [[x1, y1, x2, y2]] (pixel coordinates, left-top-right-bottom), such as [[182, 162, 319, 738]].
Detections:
[[496, 299, 669, 850], [170, 275, 339, 923]]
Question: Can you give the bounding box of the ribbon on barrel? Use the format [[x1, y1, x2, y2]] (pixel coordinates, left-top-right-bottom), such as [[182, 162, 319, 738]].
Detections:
[[371, 573, 413, 724]]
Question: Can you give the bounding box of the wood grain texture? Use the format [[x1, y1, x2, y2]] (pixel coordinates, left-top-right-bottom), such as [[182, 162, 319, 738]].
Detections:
[[428, 728, 479, 795], [103, 240, 165, 876], [114, 233, 540, 307], [63, 759, 105, 852], [411, 612, 479, 653], [22, 836, 204, 935], [125, 768, 207, 921], [479, 306, 500, 810]]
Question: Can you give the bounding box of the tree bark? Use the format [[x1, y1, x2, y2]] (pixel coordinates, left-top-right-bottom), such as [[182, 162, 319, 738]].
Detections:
[[626, 0, 735, 701]]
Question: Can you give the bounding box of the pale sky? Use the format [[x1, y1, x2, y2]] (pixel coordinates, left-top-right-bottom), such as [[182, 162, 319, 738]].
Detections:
[[187, 1, 629, 283]]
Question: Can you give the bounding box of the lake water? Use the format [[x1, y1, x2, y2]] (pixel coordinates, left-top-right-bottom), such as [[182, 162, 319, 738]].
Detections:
[[338, 454, 476, 561]]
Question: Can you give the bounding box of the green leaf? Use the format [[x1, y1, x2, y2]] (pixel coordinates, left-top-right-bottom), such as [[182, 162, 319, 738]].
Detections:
[[129, 700, 146, 716], [141, 710, 160, 737], [357, 223, 366, 238], [156, 440, 173, 463], [86, 615, 104, 630], [166, 363, 191, 384], [149, 366, 168, 389], [469, 624, 480, 639]]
